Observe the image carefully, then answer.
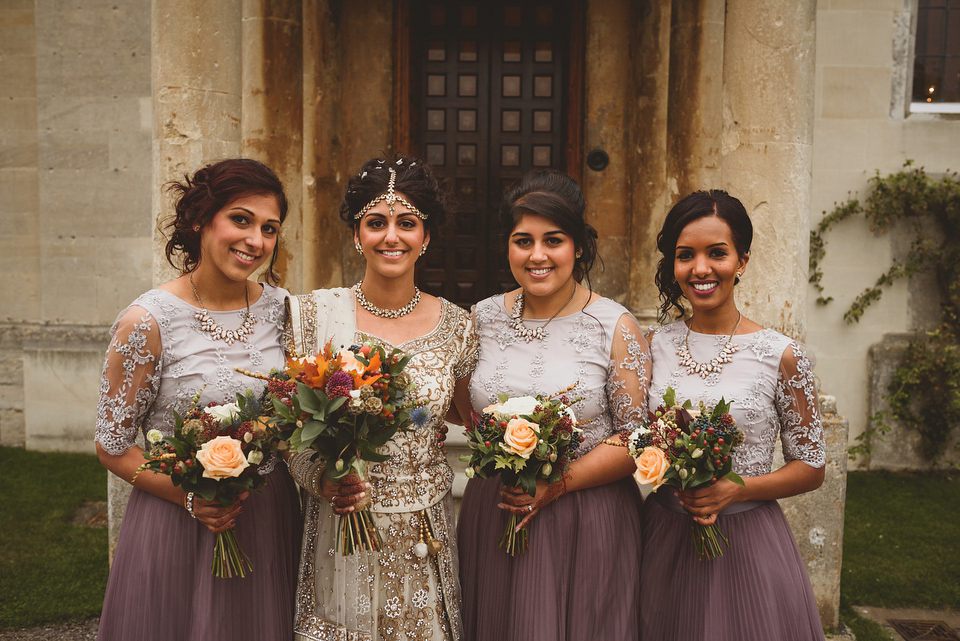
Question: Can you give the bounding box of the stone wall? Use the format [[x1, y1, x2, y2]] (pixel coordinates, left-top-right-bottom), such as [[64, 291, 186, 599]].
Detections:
[[865, 334, 960, 470], [807, 0, 960, 466], [0, 1, 152, 451]]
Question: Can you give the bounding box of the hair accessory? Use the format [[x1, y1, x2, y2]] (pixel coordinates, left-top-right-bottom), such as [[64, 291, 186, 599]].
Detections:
[[184, 491, 197, 519], [353, 282, 421, 319], [419, 244, 428, 257], [354, 168, 428, 221], [676, 312, 742, 378], [355, 241, 364, 256], [190, 274, 256, 345], [510, 284, 578, 342]]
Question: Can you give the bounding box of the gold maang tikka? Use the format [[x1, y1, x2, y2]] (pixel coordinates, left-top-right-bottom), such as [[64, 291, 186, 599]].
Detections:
[[353, 167, 429, 221]]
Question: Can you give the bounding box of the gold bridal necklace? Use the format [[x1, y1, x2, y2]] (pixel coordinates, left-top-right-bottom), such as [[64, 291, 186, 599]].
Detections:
[[353, 281, 421, 319], [510, 283, 578, 342], [676, 312, 742, 378], [189, 274, 256, 345]]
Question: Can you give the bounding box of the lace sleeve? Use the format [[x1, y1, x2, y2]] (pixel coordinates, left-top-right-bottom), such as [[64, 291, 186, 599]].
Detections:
[[94, 306, 162, 455], [453, 310, 480, 380], [775, 341, 826, 468], [605, 312, 651, 431]]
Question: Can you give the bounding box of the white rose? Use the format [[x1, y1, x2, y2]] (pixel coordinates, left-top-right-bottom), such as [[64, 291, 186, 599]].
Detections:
[[146, 429, 164, 444], [497, 396, 540, 418], [203, 402, 241, 424]]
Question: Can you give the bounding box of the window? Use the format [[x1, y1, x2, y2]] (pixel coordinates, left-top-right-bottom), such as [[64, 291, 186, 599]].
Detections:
[[912, 0, 960, 113]]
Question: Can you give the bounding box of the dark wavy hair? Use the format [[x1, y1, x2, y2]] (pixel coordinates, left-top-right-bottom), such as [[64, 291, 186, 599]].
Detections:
[[339, 154, 449, 237], [163, 158, 289, 284], [499, 169, 601, 285], [655, 189, 753, 321]]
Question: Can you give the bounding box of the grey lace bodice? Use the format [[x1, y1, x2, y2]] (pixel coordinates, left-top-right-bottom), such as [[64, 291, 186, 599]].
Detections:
[[94, 285, 289, 474], [468, 295, 650, 455], [649, 321, 826, 476]]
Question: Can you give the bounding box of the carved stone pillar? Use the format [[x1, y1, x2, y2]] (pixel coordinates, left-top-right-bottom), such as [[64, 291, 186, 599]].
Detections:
[[719, 0, 816, 339]]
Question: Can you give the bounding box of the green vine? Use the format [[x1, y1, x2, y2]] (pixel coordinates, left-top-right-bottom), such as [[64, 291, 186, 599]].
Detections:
[[810, 162, 960, 461]]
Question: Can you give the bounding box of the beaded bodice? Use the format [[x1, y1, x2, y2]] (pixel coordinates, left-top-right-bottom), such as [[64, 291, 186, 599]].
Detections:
[[649, 321, 826, 476]]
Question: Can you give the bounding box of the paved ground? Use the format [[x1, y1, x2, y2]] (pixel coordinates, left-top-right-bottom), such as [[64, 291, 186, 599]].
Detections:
[[0, 619, 98, 641], [3, 608, 958, 640], [857, 606, 960, 640]]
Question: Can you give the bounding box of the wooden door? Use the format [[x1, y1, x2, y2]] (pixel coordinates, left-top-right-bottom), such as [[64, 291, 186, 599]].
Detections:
[[405, 0, 581, 307]]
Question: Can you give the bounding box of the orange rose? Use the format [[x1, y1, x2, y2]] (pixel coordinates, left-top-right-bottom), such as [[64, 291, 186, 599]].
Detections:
[[502, 418, 540, 459], [196, 436, 250, 480], [634, 446, 669, 490]]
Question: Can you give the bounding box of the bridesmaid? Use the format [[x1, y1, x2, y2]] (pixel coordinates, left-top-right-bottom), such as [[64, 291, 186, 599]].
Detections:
[[640, 189, 826, 640], [457, 169, 650, 641], [95, 159, 301, 641]]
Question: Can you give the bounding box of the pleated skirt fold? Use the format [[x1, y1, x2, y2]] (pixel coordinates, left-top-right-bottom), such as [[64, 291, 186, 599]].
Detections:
[[640, 496, 825, 641], [458, 476, 643, 641], [97, 466, 302, 641]]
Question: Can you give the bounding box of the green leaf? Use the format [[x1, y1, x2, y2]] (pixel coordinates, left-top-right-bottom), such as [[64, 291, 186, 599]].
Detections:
[[724, 471, 746, 487], [662, 387, 676, 407]]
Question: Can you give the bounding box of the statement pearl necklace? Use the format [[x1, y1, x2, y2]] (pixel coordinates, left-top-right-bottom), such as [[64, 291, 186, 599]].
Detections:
[[510, 284, 578, 343], [676, 312, 742, 378], [353, 282, 421, 319], [190, 274, 256, 345]]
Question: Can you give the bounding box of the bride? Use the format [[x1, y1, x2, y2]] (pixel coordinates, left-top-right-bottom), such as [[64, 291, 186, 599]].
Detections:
[[285, 155, 478, 641]]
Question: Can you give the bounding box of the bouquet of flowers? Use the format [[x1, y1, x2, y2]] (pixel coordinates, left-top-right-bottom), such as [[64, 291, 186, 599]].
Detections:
[[460, 392, 582, 555], [269, 340, 425, 555], [627, 386, 745, 560], [134, 389, 290, 578]]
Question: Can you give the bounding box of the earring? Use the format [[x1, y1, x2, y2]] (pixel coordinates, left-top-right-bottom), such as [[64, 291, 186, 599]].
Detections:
[[419, 244, 428, 257], [736, 271, 742, 279], [575, 251, 583, 259], [193, 226, 200, 232], [355, 242, 364, 256]]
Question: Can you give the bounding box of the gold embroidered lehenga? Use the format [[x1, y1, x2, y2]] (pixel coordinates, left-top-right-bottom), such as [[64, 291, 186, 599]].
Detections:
[[284, 288, 478, 641]]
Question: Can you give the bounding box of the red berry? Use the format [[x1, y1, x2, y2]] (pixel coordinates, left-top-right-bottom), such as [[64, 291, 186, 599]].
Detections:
[[500, 421, 507, 429], [723, 455, 729, 462], [708, 427, 715, 434], [185, 459, 193, 467], [718, 438, 725, 445], [160, 462, 168, 471], [484, 440, 491, 447], [713, 446, 720, 454], [710, 477, 717, 484]]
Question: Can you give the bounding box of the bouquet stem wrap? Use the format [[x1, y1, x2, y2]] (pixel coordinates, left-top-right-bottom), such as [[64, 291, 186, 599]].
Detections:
[[212, 528, 253, 579]]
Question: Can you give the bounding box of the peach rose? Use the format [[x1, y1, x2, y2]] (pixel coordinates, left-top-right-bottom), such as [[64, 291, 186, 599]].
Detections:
[[634, 446, 669, 490], [501, 418, 540, 459], [196, 436, 250, 480]]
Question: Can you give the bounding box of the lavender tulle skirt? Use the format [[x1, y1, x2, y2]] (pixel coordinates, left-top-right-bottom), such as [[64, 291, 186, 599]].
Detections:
[[97, 465, 302, 641], [458, 475, 643, 641], [640, 491, 825, 641]]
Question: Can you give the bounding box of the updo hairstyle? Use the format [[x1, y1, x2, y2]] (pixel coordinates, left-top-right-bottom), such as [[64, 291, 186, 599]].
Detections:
[[339, 154, 449, 237], [164, 158, 289, 284], [655, 189, 753, 321], [499, 169, 600, 284]]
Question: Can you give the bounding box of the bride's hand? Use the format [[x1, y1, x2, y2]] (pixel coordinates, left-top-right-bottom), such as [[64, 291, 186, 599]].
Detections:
[[498, 478, 566, 531], [321, 473, 369, 515]]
